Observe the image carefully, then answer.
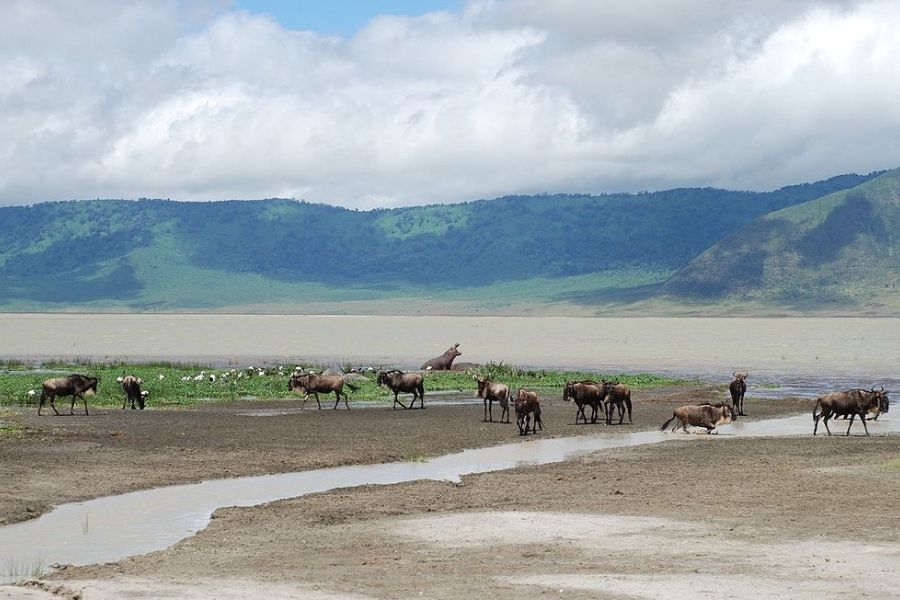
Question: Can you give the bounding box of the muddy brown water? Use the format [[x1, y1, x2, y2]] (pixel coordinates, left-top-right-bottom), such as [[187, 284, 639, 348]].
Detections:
[[1, 413, 897, 583], [2, 314, 900, 396]]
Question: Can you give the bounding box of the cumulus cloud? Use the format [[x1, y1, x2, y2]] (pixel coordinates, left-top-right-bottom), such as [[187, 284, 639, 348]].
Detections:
[[1, 0, 899, 207]]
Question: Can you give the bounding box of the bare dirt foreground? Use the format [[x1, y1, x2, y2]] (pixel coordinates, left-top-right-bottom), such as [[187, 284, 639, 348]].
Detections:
[[2, 389, 899, 600]]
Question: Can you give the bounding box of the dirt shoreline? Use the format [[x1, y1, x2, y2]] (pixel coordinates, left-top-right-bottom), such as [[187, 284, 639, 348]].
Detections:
[[2, 384, 768, 526], [3, 388, 898, 599]]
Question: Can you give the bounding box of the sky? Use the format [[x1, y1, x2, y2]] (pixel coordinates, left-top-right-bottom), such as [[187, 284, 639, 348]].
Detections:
[[2, 0, 900, 208]]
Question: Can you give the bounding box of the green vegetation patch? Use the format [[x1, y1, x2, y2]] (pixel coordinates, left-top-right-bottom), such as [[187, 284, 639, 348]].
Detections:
[[881, 457, 900, 471], [375, 204, 470, 240], [0, 361, 695, 410]]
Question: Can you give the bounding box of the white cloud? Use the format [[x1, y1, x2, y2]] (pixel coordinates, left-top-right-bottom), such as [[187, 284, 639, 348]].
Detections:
[[1, 0, 899, 207]]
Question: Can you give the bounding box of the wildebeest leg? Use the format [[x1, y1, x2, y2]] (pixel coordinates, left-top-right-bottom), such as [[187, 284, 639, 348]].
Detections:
[[49, 394, 60, 416], [575, 402, 585, 424], [845, 413, 856, 436], [393, 391, 408, 410], [484, 398, 492, 422], [81, 393, 89, 416], [502, 398, 510, 423], [860, 411, 870, 435], [822, 412, 832, 436], [70, 394, 76, 416], [339, 390, 350, 410], [535, 409, 543, 432]]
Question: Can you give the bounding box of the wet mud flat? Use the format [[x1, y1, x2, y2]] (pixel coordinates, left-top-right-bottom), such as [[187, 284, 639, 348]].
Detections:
[[2, 387, 896, 599], [25, 419, 900, 600], [1, 384, 774, 527]]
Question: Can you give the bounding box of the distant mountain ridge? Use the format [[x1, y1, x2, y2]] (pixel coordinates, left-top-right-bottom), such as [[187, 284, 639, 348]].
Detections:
[[663, 168, 900, 311], [0, 170, 888, 314]]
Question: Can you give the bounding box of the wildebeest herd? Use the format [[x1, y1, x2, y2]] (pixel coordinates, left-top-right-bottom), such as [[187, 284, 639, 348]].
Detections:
[[32, 344, 890, 436]]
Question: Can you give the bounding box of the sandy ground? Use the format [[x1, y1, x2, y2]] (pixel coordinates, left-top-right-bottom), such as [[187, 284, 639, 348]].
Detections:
[[2, 388, 898, 599]]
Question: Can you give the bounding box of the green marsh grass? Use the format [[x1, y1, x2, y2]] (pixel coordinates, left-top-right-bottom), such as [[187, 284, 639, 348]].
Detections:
[[4, 553, 46, 582], [0, 360, 695, 409]]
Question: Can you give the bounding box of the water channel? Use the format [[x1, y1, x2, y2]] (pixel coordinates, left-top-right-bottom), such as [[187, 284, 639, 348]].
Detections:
[[1, 413, 897, 583]]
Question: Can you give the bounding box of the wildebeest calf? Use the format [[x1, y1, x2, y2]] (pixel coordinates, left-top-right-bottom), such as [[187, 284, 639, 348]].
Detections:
[[377, 370, 425, 409], [121, 375, 145, 410], [39, 374, 99, 416], [515, 388, 543, 435], [476, 376, 510, 423], [660, 403, 735, 434]]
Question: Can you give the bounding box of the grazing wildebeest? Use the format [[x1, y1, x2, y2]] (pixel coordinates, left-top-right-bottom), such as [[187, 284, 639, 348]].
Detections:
[[729, 371, 748, 416], [600, 380, 633, 425], [421, 343, 462, 371], [660, 403, 735, 434], [515, 388, 543, 435], [377, 370, 425, 409], [39, 374, 99, 416], [288, 372, 356, 410], [562, 380, 604, 424], [812, 387, 889, 436], [121, 375, 145, 410], [475, 376, 510, 423]]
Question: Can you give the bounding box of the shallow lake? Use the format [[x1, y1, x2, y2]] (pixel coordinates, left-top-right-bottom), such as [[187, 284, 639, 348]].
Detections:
[[1, 314, 898, 395]]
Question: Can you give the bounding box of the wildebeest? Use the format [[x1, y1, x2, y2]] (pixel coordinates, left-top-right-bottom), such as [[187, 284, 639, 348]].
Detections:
[[121, 375, 145, 410], [812, 387, 889, 436], [729, 371, 748, 416], [421, 343, 462, 371], [562, 380, 604, 424], [660, 403, 735, 434], [475, 376, 510, 423], [515, 388, 543, 435], [38, 374, 99, 416], [288, 372, 356, 410], [600, 380, 633, 425], [376, 370, 425, 409]]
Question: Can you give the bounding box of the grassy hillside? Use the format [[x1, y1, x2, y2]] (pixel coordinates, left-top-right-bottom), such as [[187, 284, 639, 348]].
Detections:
[[663, 168, 900, 312], [0, 171, 882, 313]]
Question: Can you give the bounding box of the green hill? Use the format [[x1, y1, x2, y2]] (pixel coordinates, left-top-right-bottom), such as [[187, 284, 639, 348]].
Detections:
[[0, 171, 882, 313], [663, 168, 900, 312]]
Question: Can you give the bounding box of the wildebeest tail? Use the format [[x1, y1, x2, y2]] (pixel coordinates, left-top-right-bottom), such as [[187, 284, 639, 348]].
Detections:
[[660, 414, 676, 431], [345, 381, 358, 392], [812, 398, 822, 420]]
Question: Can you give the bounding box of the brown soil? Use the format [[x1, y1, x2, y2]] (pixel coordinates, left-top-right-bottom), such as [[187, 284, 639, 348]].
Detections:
[[2, 384, 775, 526], [4, 389, 898, 599]]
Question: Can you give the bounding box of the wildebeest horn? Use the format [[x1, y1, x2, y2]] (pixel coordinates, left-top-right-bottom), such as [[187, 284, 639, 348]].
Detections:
[[733, 371, 738, 378]]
